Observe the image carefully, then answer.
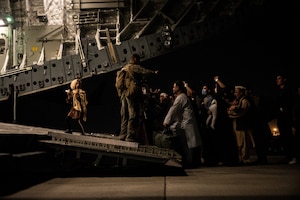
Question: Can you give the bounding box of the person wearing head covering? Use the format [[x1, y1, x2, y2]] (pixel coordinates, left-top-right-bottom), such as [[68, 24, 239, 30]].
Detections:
[[65, 78, 88, 134], [228, 85, 255, 165]]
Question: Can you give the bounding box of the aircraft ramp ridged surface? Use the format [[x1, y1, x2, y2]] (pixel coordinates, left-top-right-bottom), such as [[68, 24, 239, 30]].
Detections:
[[39, 132, 182, 168]]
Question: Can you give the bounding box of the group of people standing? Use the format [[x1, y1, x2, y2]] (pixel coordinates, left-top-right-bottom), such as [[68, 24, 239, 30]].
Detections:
[[62, 53, 300, 168], [184, 73, 300, 167], [114, 54, 203, 168]]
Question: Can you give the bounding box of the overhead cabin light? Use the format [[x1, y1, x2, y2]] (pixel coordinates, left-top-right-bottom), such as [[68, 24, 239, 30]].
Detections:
[[0, 15, 14, 25], [161, 24, 173, 48]]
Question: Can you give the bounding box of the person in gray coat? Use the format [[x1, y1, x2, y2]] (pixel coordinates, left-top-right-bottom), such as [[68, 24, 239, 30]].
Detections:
[[163, 80, 202, 168]]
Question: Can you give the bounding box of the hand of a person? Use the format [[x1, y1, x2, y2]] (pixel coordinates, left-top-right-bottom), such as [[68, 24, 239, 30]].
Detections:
[[214, 76, 219, 82], [183, 81, 188, 87]]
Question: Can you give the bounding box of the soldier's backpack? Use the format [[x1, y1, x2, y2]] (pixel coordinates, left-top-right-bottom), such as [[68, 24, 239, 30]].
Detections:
[[115, 64, 138, 97], [115, 68, 127, 97]]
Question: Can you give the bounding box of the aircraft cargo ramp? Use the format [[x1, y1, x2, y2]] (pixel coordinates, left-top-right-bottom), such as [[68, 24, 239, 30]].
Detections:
[[39, 131, 183, 168]]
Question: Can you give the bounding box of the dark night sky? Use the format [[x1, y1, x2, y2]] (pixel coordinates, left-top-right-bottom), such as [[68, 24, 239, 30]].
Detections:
[[1, 1, 299, 133]]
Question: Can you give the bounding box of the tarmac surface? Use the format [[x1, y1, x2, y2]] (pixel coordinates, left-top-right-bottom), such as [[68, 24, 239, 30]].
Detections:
[[0, 122, 300, 200]]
